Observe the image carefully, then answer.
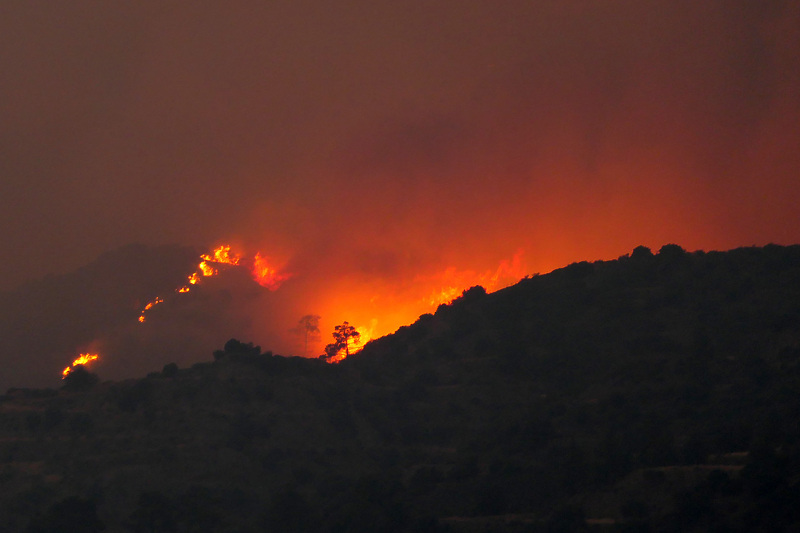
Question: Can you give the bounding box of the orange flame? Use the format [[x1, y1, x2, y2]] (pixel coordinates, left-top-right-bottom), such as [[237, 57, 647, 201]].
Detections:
[[326, 321, 374, 363], [423, 249, 526, 306], [137, 244, 288, 323], [316, 251, 527, 362], [138, 296, 164, 323], [201, 245, 240, 265], [176, 245, 242, 296], [198, 261, 217, 277], [62, 353, 99, 378], [58, 243, 292, 378], [252, 252, 291, 290]]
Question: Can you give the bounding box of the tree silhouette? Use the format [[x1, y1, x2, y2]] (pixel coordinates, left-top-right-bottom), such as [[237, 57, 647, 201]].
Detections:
[[62, 365, 99, 392], [291, 314, 321, 356], [323, 321, 361, 360]]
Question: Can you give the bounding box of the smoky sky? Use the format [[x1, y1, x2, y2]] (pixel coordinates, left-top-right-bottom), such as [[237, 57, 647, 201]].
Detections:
[[2, 0, 799, 291]]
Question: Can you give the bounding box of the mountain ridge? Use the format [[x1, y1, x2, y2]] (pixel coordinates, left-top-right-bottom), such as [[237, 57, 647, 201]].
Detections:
[[2, 243, 800, 532]]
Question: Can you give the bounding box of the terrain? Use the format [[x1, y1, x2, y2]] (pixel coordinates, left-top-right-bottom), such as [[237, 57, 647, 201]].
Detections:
[[2, 244, 800, 532]]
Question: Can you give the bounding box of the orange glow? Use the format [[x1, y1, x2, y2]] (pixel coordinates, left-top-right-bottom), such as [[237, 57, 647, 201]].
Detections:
[[62, 353, 99, 378], [422, 249, 527, 306], [326, 321, 374, 363], [311, 251, 528, 362], [252, 252, 291, 290]]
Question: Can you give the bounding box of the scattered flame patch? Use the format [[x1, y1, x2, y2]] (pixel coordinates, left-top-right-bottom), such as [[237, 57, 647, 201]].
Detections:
[[138, 296, 164, 323], [62, 353, 99, 378]]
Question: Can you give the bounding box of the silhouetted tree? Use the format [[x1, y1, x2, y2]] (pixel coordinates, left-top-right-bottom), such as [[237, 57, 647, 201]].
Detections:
[[215, 338, 260, 360], [631, 245, 654, 259], [62, 365, 99, 392], [658, 243, 686, 259], [324, 321, 361, 359], [290, 314, 321, 356]]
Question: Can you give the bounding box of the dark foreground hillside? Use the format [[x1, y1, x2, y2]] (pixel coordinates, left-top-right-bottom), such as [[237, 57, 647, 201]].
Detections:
[[2, 244, 800, 532]]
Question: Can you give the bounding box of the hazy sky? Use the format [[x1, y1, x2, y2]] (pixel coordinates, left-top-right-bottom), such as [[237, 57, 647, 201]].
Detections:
[[3, 0, 799, 291]]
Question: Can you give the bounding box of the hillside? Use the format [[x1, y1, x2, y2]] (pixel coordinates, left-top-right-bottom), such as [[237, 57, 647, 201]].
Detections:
[[0, 244, 199, 391], [2, 244, 800, 532]]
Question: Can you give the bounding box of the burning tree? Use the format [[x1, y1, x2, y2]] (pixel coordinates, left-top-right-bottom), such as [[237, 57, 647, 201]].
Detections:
[[323, 321, 361, 361]]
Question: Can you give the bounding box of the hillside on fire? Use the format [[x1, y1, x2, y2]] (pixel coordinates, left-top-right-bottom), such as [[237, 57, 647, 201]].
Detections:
[[2, 244, 800, 532]]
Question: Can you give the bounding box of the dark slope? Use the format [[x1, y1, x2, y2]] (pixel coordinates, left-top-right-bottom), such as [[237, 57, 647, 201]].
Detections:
[[2, 244, 800, 532], [0, 244, 198, 390]]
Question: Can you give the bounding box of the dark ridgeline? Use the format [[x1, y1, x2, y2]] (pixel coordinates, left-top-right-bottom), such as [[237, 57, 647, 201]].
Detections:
[[2, 244, 800, 532]]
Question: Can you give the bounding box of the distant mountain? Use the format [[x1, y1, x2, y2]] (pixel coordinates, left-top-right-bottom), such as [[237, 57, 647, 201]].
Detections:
[[1, 244, 799, 532], [0, 243, 198, 390]]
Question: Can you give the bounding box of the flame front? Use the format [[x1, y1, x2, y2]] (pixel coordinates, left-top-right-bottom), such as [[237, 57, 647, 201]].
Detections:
[[62, 353, 99, 378], [315, 251, 527, 362], [137, 244, 288, 324], [423, 250, 527, 307]]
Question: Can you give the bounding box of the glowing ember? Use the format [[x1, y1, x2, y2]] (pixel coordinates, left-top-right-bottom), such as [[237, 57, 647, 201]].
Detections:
[[138, 296, 164, 323], [252, 252, 291, 290], [62, 353, 99, 378]]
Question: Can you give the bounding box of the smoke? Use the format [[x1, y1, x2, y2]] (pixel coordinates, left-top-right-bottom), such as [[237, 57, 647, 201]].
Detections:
[[1, 2, 799, 385], [2, 1, 798, 291]]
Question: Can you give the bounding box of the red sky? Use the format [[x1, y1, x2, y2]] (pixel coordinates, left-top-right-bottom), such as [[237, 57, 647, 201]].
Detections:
[[2, 2, 800, 368]]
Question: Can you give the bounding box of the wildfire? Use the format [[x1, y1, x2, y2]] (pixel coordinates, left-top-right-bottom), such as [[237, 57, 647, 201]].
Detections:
[[62, 353, 99, 378], [138, 245, 288, 323], [316, 251, 527, 363], [423, 250, 526, 306], [179, 245, 241, 292], [326, 321, 375, 363], [138, 296, 164, 323], [252, 252, 291, 290], [201, 245, 240, 265]]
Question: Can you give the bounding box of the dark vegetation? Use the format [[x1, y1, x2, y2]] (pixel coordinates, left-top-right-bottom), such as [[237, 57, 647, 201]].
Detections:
[[2, 244, 800, 532]]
